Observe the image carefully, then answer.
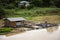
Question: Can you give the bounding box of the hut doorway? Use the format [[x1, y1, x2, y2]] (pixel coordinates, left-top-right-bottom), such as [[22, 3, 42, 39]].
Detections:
[[16, 22, 21, 27]]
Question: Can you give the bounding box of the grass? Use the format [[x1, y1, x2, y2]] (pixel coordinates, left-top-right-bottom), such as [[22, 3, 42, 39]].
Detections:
[[0, 28, 13, 34], [4, 7, 60, 17]]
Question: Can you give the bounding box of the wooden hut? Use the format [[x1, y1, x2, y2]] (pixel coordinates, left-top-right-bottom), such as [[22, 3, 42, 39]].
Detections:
[[4, 17, 26, 27]]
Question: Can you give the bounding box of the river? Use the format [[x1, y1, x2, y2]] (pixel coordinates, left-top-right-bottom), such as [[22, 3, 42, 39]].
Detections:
[[0, 26, 60, 40]]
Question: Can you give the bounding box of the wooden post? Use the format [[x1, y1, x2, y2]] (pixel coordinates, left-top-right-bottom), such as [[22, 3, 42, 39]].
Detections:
[[45, 21, 48, 27]]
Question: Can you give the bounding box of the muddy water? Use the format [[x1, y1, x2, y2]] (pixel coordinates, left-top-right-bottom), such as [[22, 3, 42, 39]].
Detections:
[[0, 35, 6, 40], [0, 26, 60, 40]]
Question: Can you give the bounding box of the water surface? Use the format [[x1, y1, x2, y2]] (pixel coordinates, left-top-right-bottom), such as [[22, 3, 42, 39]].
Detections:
[[0, 26, 60, 40]]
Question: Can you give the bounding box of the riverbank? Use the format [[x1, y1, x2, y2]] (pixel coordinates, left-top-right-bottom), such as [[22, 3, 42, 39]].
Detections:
[[0, 26, 60, 40], [0, 15, 60, 36]]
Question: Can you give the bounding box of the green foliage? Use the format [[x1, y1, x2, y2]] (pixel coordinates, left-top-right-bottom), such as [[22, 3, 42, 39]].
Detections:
[[4, 8, 60, 18], [0, 28, 13, 33]]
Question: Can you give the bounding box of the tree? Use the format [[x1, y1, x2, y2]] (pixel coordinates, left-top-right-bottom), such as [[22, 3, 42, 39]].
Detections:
[[42, 0, 51, 7], [0, 8, 6, 19], [55, 0, 60, 8]]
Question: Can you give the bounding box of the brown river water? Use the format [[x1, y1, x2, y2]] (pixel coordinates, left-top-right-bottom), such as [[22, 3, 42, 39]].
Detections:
[[0, 26, 60, 40]]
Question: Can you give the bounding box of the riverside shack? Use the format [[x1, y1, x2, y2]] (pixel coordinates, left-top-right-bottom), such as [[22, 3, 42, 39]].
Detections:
[[4, 17, 26, 27]]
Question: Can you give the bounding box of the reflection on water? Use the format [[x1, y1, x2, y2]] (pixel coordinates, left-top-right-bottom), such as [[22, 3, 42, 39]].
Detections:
[[46, 26, 58, 33]]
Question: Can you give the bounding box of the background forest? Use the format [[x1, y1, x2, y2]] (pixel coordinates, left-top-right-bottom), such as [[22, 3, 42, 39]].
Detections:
[[0, 0, 60, 8], [0, 0, 60, 19]]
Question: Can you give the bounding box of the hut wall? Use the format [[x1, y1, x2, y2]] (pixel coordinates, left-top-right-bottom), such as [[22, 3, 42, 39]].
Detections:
[[4, 20, 10, 27], [10, 21, 16, 27]]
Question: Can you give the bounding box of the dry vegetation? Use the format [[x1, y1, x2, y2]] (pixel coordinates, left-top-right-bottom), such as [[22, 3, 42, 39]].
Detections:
[[30, 15, 60, 23]]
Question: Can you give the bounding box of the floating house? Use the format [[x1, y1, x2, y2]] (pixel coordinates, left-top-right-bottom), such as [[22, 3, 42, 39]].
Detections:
[[4, 17, 26, 27]]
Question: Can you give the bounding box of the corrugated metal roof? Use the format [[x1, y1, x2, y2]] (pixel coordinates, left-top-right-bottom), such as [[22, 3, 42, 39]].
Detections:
[[6, 17, 26, 21], [20, 1, 30, 4]]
